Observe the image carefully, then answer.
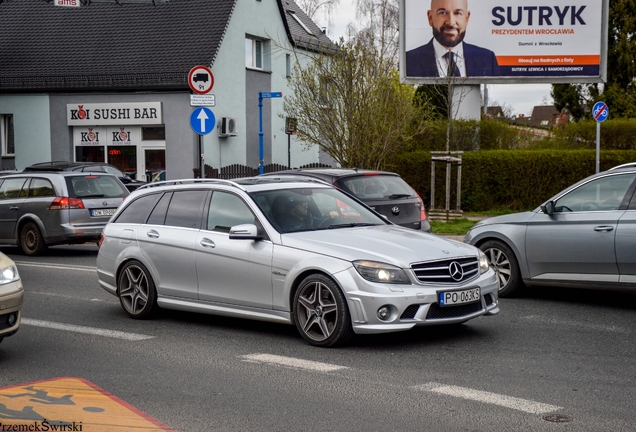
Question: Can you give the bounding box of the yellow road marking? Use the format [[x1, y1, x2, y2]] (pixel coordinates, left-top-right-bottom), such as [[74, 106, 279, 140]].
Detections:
[[0, 377, 174, 431]]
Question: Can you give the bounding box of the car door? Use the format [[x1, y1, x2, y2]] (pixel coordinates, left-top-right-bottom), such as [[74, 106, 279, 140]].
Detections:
[[615, 180, 636, 285], [0, 177, 29, 242], [525, 173, 636, 284], [196, 190, 274, 308], [138, 190, 207, 299]]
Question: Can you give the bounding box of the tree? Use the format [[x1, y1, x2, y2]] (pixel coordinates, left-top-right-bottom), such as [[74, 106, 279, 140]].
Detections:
[[296, 0, 340, 34], [284, 40, 432, 169], [351, 0, 400, 66], [552, 0, 636, 119]]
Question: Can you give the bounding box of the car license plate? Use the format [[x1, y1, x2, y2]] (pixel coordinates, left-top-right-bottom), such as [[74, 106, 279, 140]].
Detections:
[[439, 288, 480, 306], [91, 208, 116, 217]]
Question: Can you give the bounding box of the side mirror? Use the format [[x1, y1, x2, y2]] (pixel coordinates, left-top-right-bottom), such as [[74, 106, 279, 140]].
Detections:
[[541, 200, 555, 215], [120, 176, 132, 184], [229, 224, 262, 240]]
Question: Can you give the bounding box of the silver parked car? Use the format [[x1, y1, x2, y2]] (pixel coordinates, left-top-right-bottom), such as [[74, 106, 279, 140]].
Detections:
[[465, 164, 636, 297], [0, 172, 129, 255], [0, 251, 22, 345], [96, 177, 499, 347]]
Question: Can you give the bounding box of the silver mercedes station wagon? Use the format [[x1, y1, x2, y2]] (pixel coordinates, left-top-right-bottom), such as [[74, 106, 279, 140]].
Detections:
[[96, 177, 499, 347]]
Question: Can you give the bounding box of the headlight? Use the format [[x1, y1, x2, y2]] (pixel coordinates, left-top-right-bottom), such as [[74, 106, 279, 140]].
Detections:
[[479, 250, 490, 274], [0, 265, 19, 285], [353, 260, 410, 284]]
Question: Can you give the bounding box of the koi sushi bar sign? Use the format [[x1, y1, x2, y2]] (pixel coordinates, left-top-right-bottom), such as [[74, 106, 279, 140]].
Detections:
[[67, 102, 163, 126]]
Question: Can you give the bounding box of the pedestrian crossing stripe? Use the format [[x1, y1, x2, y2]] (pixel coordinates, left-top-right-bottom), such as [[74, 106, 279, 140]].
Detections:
[[0, 377, 174, 431]]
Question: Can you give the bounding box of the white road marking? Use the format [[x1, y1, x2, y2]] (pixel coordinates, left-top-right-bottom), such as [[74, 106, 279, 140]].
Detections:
[[413, 382, 562, 414], [14, 261, 97, 272], [21, 318, 154, 341], [28, 291, 110, 303], [240, 354, 348, 372]]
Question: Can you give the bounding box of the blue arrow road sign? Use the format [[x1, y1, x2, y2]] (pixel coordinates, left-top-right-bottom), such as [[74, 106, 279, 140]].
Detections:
[[190, 107, 216, 135], [259, 92, 283, 98], [593, 101, 609, 122]]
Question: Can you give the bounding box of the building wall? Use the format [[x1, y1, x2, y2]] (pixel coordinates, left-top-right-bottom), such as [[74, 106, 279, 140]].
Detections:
[[208, 0, 321, 171], [0, 94, 51, 170]]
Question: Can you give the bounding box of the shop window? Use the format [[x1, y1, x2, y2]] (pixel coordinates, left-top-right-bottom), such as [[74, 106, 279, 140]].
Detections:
[[142, 126, 165, 141], [1, 115, 15, 156], [245, 37, 264, 70], [75, 146, 105, 162]]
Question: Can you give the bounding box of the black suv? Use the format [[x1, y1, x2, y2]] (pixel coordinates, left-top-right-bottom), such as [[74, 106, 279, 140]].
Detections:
[[23, 162, 146, 192], [262, 168, 431, 232]]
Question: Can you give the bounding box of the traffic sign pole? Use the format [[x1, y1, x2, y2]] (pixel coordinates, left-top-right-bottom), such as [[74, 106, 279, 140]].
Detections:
[[592, 101, 609, 173], [258, 91, 283, 174]]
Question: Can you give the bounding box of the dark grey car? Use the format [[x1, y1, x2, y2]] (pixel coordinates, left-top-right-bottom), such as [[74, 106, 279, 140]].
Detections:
[[0, 172, 129, 255], [262, 168, 431, 232], [465, 164, 636, 297]]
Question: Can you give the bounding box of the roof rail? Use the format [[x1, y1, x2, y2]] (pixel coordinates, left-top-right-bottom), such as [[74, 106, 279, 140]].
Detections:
[[137, 178, 245, 191]]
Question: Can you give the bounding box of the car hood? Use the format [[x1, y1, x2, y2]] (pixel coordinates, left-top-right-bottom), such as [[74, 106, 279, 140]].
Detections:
[[281, 225, 479, 267], [470, 211, 537, 229]]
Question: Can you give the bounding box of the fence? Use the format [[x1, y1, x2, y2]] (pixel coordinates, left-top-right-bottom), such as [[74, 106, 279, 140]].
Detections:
[[203, 162, 332, 179]]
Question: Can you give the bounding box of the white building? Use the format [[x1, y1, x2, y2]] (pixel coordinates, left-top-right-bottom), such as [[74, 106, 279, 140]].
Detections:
[[0, 0, 335, 180]]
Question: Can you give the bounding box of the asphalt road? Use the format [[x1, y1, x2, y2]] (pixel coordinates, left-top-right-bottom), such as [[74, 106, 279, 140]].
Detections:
[[0, 243, 635, 431]]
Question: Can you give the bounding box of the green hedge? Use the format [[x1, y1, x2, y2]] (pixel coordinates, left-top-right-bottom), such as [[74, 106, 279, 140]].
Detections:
[[387, 150, 636, 212], [409, 119, 636, 152]]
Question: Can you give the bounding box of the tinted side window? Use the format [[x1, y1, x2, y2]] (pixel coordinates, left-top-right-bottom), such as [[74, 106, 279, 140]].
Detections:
[[113, 193, 161, 224], [0, 178, 28, 199], [28, 178, 55, 197], [82, 166, 102, 172], [164, 190, 207, 229], [207, 191, 255, 233], [147, 192, 171, 225]]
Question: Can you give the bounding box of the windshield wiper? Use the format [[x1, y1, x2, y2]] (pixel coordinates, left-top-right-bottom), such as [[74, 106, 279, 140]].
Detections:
[[388, 194, 412, 199], [326, 222, 378, 229], [79, 194, 106, 198]]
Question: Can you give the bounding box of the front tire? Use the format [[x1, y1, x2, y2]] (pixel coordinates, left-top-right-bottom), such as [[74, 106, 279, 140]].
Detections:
[[117, 261, 158, 319], [293, 274, 352, 347], [20, 222, 47, 256], [480, 240, 524, 297]]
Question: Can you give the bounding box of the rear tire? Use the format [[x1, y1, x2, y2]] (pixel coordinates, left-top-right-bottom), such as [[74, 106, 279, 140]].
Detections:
[[293, 274, 352, 347], [20, 222, 47, 256], [117, 261, 158, 319], [480, 240, 524, 297]]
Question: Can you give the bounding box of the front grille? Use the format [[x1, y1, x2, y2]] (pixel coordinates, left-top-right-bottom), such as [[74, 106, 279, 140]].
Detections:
[[426, 301, 483, 319], [411, 257, 479, 284], [400, 304, 420, 320]]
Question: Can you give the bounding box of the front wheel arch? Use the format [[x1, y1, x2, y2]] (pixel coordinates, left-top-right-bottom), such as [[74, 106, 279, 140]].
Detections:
[[477, 238, 525, 298]]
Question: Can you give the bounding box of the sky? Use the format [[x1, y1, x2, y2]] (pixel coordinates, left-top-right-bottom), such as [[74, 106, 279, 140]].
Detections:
[[313, 2, 554, 117]]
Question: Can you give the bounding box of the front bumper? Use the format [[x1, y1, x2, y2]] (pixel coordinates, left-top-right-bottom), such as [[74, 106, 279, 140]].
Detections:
[[0, 281, 23, 338], [334, 267, 499, 334]]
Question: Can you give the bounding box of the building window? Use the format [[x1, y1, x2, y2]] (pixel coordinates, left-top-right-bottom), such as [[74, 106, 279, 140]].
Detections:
[[0, 115, 15, 156], [142, 126, 165, 141], [286, 54, 291, 78], [245, 37, 263, 69]]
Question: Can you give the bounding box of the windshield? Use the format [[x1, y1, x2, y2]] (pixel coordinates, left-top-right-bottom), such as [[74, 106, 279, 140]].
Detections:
[[250, 187, 387, 233], [335, 175, 415, 200]]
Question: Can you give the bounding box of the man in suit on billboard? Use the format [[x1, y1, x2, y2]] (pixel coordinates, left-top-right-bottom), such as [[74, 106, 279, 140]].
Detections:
[[406, 0, 500, 77]]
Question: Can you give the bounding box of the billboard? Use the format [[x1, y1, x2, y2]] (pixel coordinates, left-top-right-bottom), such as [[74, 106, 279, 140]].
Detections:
[[400, 0, 608, 84]]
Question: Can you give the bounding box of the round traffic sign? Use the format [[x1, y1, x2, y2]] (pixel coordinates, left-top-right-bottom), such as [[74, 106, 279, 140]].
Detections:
[[190, 107, 216, 135], [188, 65, 214, 95], [593, 101, 609, 122]]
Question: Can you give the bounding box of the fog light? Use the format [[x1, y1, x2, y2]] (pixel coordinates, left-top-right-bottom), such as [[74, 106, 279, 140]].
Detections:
[[377, 306, 390, 321], [7, 313, 16, 326]]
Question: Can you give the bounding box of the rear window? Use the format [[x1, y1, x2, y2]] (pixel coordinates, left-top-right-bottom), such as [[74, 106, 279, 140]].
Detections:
[[66, 175, 128, 198], [336, 175, 415, 200]]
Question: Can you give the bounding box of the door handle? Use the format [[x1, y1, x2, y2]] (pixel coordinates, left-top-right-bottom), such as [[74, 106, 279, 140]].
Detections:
[[146, 230, 160, 238], [594, 226, 614, 232], [200, 238, 216, 248], [9, 206, 19, 211]]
